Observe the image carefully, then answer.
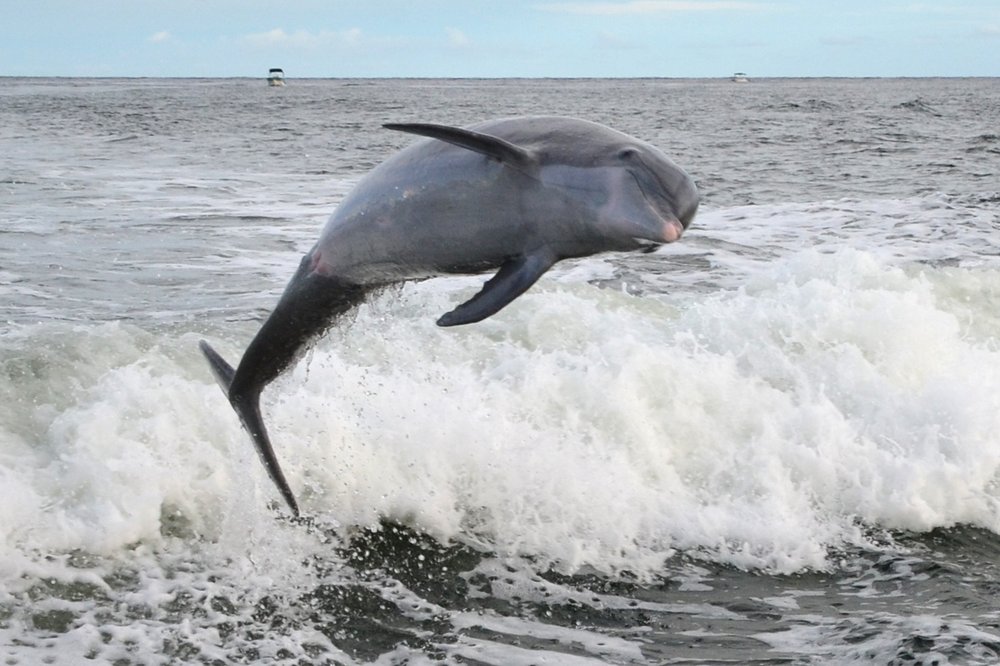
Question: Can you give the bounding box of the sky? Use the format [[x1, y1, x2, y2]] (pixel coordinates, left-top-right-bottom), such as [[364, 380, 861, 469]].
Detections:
[[3, 1, 998, 78]]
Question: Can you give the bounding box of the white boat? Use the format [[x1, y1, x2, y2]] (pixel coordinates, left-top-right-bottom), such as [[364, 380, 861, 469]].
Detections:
[[731, 72, 749, 83], [267, 68, 285, 87]]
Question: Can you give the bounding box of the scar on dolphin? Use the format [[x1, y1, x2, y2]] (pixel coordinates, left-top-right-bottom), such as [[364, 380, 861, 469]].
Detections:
[[200, 116, 699, 516]]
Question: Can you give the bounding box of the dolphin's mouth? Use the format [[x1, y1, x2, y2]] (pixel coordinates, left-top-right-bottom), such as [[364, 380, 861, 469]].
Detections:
[[633, 238, 663, 253], [632, 217, 684, 253]]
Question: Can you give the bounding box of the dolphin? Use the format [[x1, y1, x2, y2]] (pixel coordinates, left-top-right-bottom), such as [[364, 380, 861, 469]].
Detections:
[[200, 116, 699, 516]]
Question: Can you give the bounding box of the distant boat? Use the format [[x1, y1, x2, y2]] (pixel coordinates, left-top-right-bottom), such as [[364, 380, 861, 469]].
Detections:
[[731, 72, 750, 83], [267, 68, 285, 87]]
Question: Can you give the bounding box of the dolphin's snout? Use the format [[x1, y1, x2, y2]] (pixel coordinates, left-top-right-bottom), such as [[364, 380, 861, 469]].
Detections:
[[661, 218, 684, 243]]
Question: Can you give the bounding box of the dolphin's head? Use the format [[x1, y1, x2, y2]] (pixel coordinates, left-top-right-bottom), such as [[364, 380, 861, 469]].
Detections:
[[539, 130, 699, 255], [457, 115, 697, 255], [603, 141, 699, 252]]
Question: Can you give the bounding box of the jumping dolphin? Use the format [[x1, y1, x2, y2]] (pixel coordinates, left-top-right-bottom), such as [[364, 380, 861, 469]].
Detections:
[[200, 116, 699, 516]]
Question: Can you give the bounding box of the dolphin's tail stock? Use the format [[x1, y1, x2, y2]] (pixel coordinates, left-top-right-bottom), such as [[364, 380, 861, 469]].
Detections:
[[200, 254, 367, 517]]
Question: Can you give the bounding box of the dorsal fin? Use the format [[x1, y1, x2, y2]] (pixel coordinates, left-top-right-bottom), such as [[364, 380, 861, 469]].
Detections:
[[384, 122, 535, 170]]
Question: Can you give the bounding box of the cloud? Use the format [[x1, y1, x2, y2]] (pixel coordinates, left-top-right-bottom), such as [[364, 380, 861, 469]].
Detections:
[[148, 31, 171, 43], [536, 1, 772, 15], [896, 3, 976, 14], [596, 31, 642, 48], [242, 27, 363, 49], [820, 35, 871, 47], [977, 24, 1000, 38], [446, 27, 471, 47]]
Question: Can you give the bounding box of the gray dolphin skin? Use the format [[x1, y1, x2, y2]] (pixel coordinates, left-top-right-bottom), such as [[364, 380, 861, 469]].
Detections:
[[199, 116, 699, 516]]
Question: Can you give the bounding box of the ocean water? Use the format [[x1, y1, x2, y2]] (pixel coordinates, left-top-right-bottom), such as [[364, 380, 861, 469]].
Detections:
[[1, 76, 1000, 664]]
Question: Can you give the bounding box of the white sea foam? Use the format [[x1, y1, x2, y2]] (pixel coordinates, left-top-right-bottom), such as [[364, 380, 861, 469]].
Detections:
[[250, 246, 997, 574], [1, 249, 997, 661], [3, 239, 999, 588]]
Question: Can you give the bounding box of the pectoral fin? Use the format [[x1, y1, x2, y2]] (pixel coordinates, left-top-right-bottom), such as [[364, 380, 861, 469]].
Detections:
[[437, 249, 556, 327], [384, 122, 536, 172]]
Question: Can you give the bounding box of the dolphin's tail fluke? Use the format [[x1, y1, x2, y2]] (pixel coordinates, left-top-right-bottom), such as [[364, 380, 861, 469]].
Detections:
[[199, 254, 368, 518], [199, 339, 236, 392], [199, 340, 302, 517]]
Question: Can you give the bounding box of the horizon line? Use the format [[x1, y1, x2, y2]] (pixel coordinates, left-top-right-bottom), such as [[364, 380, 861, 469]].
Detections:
[[2, 74, 997, 80]]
